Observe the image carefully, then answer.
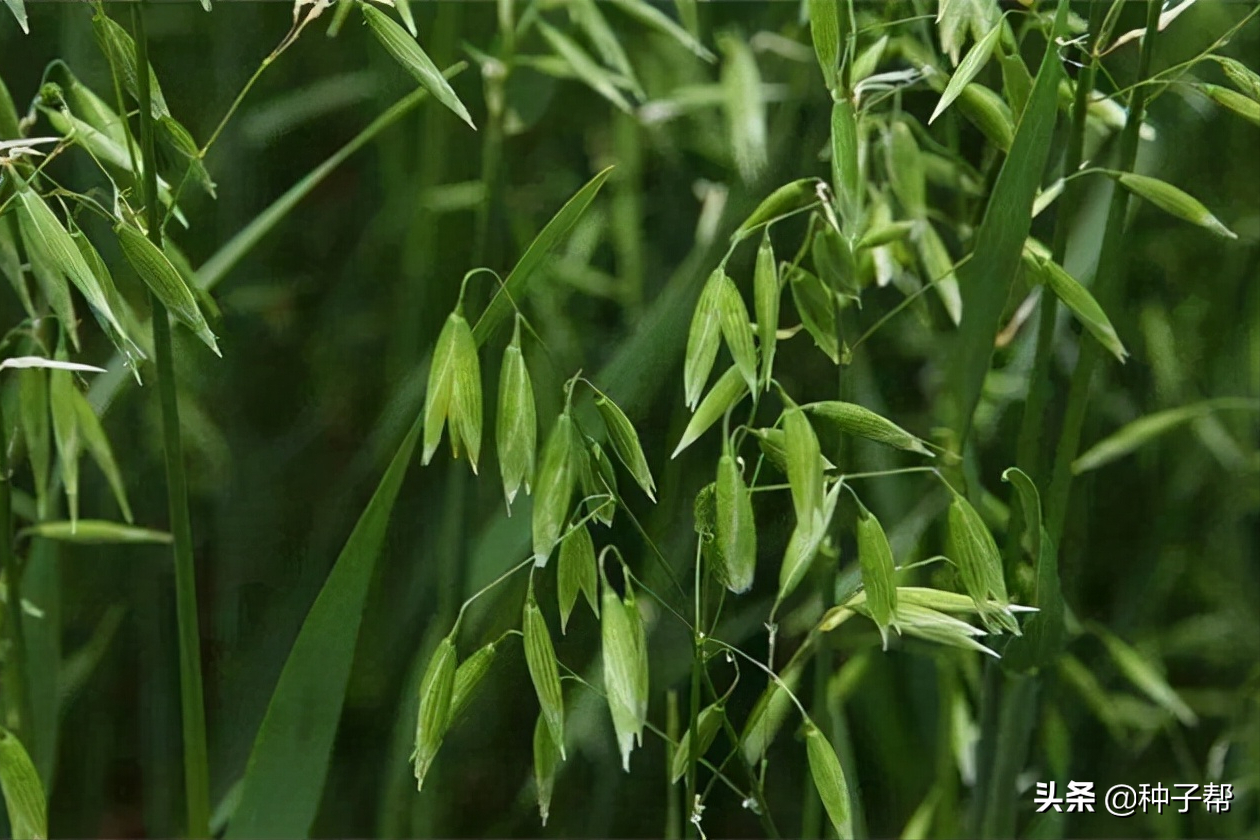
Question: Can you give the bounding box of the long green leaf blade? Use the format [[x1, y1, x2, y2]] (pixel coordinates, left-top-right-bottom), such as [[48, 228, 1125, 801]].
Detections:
[[226, 414, 424, 838], [473, 167, 614, 345], [948, 0, 1067, 444]]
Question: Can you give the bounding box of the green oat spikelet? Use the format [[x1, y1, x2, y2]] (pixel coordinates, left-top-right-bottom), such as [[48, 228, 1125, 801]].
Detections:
[[1024, 248, 1127, 362], [753, 232, 779, 391], [600, 551, 649, 771], [360, 1, 476, 129], [788, 264, 842, 363], [672, 365, 748, 458], [831, 97, 861, 228], [931, 18, 1002, 124], [714, 271, 759, 396], [803, 401, 934, 456], [783, 406, 824, 536], [497, 315, 536, 508], [115, 221, 220, 355], [684, 269, 725, 409], [411, 635, 456, 792], [778, 478, 843, 605], [737, 178, 822, 234], [532, 410, 578, 566], [422, 305, 481, 471], [947, 489, 1019, 635], [670, 701, 724, 783], [449, 641, 498, 723], [805, 723, 854, 840], [854, 497, 898, 648], [524, 581, 567, 760], [714, 446, 756, 594], [533, 712, 561, 826], [593, 385, 656, 501], [1115, 172, 1237, 239], [558, 521, 599, 632]]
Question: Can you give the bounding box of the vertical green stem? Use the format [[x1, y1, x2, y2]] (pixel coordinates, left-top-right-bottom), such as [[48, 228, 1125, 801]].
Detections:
[[611, 110, 644, 317], [665, 689, 682, 840], [800, 645, 827, 840], [1015, 2, 1104, 486], [1045, 0, 1162, 546], [978, 673, 1038, 838], [133, 7, 211, 837], [965, 658, 1001, 837], [0, 397, 30, 742], [685, 541, 703, 840], [472, 64, 506, 271]]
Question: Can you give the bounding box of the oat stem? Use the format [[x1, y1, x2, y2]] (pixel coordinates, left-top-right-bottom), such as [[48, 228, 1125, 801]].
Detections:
[[133, 7, 211, 836], [1045, 0, 1163, 546], [0, 396, 31, 743]]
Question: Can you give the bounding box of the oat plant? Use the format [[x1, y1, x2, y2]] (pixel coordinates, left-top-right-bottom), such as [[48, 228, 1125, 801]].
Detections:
[[2, 1, 1257, 838]]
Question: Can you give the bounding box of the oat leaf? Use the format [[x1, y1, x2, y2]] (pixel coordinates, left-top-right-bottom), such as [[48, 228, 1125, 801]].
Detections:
[[361, 2, 476, 129], [930, 18, 1002, 124]]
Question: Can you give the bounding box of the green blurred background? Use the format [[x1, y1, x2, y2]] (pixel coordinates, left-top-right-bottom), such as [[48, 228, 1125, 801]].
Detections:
[[1, 1, 1257, 837]]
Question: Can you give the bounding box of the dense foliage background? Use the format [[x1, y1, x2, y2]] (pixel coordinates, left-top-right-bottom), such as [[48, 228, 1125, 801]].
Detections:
[[1, 1, 1257, 838]]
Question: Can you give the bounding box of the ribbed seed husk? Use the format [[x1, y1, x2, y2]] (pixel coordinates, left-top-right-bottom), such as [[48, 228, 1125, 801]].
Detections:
[[854, 498, 897, 647], [683, 270, 725, 409], [412, 636, 456, 791], [947, 490, 1018, 635], [532, 412, 578, 566], [803, 400, 933, 456], [497, 318, 536, 506], [715, 452, 756, 594], [114, 221, 219, 355], [558, 522, 599, 632], [593, 387, 656, 501], [753, 232, 779, 391], [523, 588, 567, 760], [805, 723, 854, 839], [600, 560, 648, 771]]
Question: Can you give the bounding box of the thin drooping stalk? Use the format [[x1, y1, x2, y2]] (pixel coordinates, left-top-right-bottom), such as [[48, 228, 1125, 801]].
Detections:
[[1045, 0, 1163, 546], [698, 669, 781, 839], [133, 8, 211, 837], [0, 396, 31, 742]]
